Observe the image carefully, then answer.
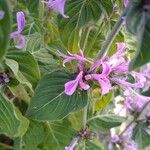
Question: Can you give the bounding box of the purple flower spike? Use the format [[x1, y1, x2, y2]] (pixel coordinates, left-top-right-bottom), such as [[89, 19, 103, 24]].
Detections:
[[65, 71, 90, 95], [0, 10, 4, 20], [10, 11, 26, 49], [44, 0, 69, 18]]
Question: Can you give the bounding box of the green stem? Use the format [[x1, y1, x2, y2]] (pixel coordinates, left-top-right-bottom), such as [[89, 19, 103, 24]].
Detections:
[[83, 104, 88, 128], [95, 4, 130, 61]]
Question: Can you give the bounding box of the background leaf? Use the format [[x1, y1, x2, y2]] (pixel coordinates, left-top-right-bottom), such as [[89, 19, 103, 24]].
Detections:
[[126, 1, 150, 69], [58, 0, 113, 53], [26, 70, 88, 121], [0, 0, 11, 61], [132, 122, 150, 149]]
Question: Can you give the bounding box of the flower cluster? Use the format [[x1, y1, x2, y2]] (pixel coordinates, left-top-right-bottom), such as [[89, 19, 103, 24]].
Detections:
[[58, 43, 147, 97]]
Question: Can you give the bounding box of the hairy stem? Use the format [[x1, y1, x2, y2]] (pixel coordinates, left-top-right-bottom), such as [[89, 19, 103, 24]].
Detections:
[[95, 4, 130, 61]]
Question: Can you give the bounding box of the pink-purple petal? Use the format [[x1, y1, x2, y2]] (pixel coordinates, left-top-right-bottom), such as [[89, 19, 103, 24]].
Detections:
[[48, 0, 69, 18], [64, 71, 83, 95], [17, 11, 25, 33], [98, 78, 111, 95]]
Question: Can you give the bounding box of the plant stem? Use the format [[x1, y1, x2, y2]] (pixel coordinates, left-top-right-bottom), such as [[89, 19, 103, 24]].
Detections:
[[0, 142, 13, 149], [83, 103, 88, 128], [95, 4, 130, 61], [119, 100, 150, 136]]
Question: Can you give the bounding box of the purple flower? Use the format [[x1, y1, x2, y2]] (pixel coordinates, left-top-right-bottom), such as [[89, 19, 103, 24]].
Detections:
[[58, 50, 92, 96], [44, 0, 69, 18], [111, 135, 119, 143], [65, 71, 90, 95], [0, 10, 4, 20], [65, 137, 79, 150], [10, 11, 26, 49], [85, 62, 112, 95], [111, 72, 146, 89], [123, 0, 128, 7], [0, 73, 10, 85], [124, 140, 137, 150], [124, 89, 149, 112]]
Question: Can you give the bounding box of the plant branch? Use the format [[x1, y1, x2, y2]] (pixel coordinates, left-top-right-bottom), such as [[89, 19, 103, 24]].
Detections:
[[95, 4, 130, 61]]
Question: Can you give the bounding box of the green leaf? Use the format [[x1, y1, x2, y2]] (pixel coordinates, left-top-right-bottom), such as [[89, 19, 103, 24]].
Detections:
[[59, 0, 113, 53], [18, 0, 39, 18], [87, 114, 125, 131], [0, 93, 20, 136], [26, 70, 88, 121], [0, 0, 11, 61], [6, 50, 41, 89], [132, 122, 150, 149], [43, 119, 76, 150], [22, 121, 45, 150], [126, 1, 150, 69]]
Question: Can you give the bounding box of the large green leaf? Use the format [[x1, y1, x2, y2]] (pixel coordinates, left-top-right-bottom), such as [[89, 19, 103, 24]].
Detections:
[[132, 122, 150, 149], [126, 1, 150, 69], [6, 50, 41, 89], [58, 0, 113, 53], [87, 114, 125, 131], [0, 0, 11, 61], [26, 70, 88, 121], [43, 119, 76, 150], [0, 93, 29, 137]]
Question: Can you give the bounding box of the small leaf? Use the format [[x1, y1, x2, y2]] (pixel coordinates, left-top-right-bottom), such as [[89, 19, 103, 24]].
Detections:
[[26, 70, 88, 121], [132, 122, 150, 149], [0, 93, 29, 137], [15, 108, 29, 137], [92, 89, 113, 112], [6, 50, 41, 88], [87, 114, 125, 131], [0, 0, 11, 61]]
